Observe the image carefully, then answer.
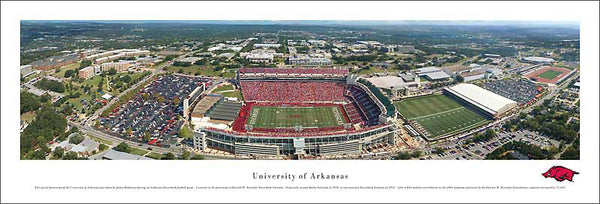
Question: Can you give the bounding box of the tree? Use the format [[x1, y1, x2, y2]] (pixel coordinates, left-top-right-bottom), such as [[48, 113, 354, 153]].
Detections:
[[108, 68, 117, 75], [62, 152, 79, 160], [120, 75, 132, 83], [80, 60, 92, 69], [55, 68, 61, 73], [40, 93, 51, 103], [20, 106, 67, 157], [144, 132, 151, 142], [162, 153, 176, 160], [194, 59, 206, 66], [114, 142, 131, 153], [64, 70, 75, 78], [99, 143, 108, 152], [484, 129, 496, 138], [190, 154, 205, 160], [20, 92, 41, 114], [179, 151, 192, 160], [433, 147, 445, 154], [69, 134, 85, 144], [53, 146, 65, 159], [395, 151, 412, 160], [411, 151, 422, 158], [34, 78, 65, 93], [29, 150, 46, 160], [456, 75, 465, 83], [179, 126, 193, 139], [165, 55, 179, 61]]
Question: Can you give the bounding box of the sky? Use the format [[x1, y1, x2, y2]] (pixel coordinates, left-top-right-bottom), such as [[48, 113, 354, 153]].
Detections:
[[23, 20, 579, 29]]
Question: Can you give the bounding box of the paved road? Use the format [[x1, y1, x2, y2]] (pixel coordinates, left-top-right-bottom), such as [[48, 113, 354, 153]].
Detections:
[[71, 122, 237, 160]]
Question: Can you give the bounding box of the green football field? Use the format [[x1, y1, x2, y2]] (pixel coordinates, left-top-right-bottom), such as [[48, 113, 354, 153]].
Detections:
[[537, 70, 563, 80], [247, 106, 346, 128], [394, 94, 489, 138]]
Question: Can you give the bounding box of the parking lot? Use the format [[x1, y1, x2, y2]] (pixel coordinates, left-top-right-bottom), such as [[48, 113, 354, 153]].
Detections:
[[101, 74, 208, 146], [419, 129, 561, 160], [483, 78, 540, 104]]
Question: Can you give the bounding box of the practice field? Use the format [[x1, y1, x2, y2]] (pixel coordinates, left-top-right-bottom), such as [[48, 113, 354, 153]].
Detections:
[[395, 94, 489, 138], [247, 106, 346, 129], [537, 70, 563, 80], [524, 67, 573, 84], [394, 94, 462, 119]]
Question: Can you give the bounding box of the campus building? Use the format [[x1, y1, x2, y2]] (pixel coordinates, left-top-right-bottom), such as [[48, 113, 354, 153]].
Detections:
[[286, 54, 333, 66], [443, 83, 518, 119], [78, 66, 96, 79]]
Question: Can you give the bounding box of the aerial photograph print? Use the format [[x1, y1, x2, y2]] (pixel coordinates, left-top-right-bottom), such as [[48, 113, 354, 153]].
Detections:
[[19, 20, 581, 161]]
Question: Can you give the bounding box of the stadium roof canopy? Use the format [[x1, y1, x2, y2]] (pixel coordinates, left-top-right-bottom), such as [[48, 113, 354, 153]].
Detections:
[[366, 76, 407, 89], [444, 83, 517, 116]]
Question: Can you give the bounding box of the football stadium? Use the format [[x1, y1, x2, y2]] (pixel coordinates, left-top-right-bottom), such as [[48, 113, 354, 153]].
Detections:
[[188, 68, 398, 157], [524, 66, 576, 85], [396, 83, 517, 141]]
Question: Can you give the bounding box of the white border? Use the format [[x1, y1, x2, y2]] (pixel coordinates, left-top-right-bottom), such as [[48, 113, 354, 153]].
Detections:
[[2, 1, 598, 203]]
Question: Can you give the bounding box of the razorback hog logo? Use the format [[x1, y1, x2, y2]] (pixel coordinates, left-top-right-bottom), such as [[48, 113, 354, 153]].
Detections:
[[542, 166, 579, 182]]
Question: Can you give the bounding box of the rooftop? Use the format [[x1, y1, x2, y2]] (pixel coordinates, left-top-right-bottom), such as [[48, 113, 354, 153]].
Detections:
[[423, 71, 451, 80], [416, 66, 441, 74], [366, 76, 409, 89], [445, 83, 517, 115], [102, 149, 154, 160]]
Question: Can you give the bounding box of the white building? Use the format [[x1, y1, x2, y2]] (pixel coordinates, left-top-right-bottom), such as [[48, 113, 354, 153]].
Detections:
[[286, 54, 332, 66], [522, 56, 555, 64], [416, 67, 450, 81], [253, 43, 281, 49], [444, 83, 517, 118], [20, 65, 33, 76]]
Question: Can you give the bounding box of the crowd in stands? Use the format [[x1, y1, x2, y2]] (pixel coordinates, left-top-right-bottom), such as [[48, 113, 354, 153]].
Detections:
[[343, 97, 368, 126], [347, 85, 381, 126], [239, 68, 348, 78], [357, 79, 396, 116], [241, 81, 346, 102]]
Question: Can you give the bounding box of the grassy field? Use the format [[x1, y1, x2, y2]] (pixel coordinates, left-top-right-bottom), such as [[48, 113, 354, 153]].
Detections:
[[211, 84, 242, 99], [537, 70, 563, 80], [414, 107, 488, 137], [395, 94, 462, 119], [352, 66, 387, 75], [247, 106, 345, 128], [66, 72, 147, 111], [210, 84, 234, 93], [87, 134, 113, 145], [165, 65, 236, 78], [395, 94, 489, 138], [51, 61, 81, 78], [66, 93, 94, 111], [145, 152, 163, 159], [221, 90, 242, 99], [130, 148, 149, 156], [107, 72, 150, 95]]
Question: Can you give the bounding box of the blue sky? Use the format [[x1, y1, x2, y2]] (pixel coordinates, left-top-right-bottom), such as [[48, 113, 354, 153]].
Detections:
[[23, 20, 579, 28]]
